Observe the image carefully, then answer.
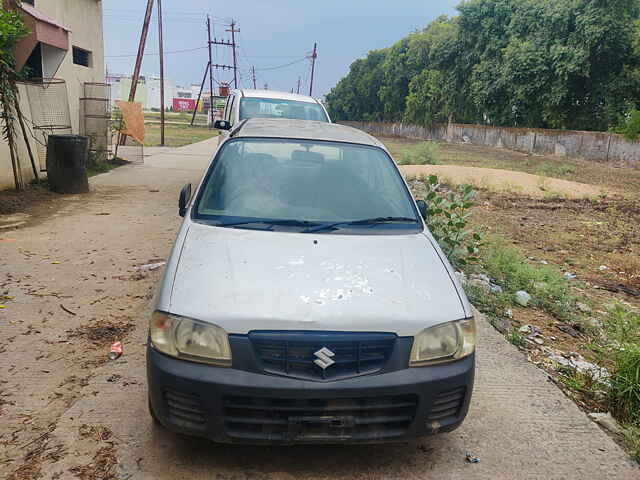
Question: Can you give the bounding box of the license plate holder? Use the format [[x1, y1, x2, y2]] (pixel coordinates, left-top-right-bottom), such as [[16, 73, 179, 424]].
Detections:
[[287, 415, 355, 441]]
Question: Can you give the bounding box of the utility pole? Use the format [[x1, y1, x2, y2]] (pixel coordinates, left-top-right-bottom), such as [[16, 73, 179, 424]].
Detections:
[[309, 42, 317, 97], [157, 0, 165, 145], [226, 21, 240, 88], [191, 62, 210, 126], [296, 75, 301, 94], [251, 66, 257, 89], [120, 0, 154, 146], [128, 0, 154, 102], [207, 15, 215, 127]]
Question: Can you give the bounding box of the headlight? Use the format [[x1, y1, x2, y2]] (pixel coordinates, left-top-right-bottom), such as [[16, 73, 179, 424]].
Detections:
[[409, 318, 476, 366], [150, 311, 231, 366]]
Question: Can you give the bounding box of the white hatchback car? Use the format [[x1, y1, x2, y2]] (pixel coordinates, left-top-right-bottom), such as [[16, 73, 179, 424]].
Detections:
[[214, 89, 330, 132], [147, 119, 476, 444]]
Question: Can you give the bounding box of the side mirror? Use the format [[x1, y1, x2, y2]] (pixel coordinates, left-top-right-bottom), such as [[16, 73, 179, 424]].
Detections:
[[416, 200, 427, 220], [214, 120, 231, 130], [179, 183, 192, 217]]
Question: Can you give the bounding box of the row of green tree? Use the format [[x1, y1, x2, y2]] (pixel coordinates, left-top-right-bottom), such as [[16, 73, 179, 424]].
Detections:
[[326, 0, 640, 133]]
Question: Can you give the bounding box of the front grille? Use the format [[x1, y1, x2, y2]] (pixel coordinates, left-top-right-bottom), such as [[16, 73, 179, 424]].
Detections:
[[223, 394, 418, 442], [427, 386, 466, 422], [164, 388, 206, 431], [249, 332, 396, 381]]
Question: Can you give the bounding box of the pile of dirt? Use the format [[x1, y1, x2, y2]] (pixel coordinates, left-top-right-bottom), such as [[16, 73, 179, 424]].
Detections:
[[66, 318, 135, 346], [0, 183, 58, 216], [400, 164, 608, 199]]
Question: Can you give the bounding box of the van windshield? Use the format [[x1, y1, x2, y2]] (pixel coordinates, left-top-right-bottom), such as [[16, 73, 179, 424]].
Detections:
[[239, 98, 329, 122], [194, 138, 420, 234]]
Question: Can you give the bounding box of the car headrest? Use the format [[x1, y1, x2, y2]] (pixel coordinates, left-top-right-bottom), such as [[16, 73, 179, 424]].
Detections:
[[291, 150, 324, 165]]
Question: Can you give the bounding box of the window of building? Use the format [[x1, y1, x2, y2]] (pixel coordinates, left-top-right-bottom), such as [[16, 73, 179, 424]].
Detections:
[[72, 46, 92, 67], [23, 0, 35, 5]]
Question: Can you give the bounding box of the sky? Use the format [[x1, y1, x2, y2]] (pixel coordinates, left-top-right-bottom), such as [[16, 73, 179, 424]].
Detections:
[[103, 0, 460, 98]]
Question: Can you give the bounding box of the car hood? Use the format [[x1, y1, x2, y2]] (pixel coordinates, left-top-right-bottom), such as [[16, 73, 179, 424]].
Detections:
[[168, 222, 466, 336]]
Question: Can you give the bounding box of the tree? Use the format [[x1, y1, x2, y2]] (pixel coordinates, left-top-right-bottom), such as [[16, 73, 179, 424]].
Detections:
[[0, 1, 29, 189], [326, 0, 640, 132]]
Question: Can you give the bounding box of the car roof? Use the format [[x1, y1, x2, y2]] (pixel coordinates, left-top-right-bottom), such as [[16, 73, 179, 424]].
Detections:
[[233, 118, 386, 148], [235, 89, 319, 104]]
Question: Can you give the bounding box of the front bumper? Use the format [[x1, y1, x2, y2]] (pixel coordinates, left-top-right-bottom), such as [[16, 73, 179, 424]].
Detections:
[[147, 346, 475, 444]]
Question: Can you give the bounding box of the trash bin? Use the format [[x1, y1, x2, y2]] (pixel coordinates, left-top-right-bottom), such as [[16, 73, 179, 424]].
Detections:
[[46, 135, 90, 194]]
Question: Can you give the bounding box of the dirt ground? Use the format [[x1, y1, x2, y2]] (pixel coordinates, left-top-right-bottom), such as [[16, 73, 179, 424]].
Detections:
[[386, 137, 640, 415], [0, 138, 638, 479], [143, 119, 218, 148], [383, 137, 640, 295]]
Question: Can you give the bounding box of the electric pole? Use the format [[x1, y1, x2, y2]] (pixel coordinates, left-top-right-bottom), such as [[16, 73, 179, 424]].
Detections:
[[309, 42, 317, 97], [207, 15, 215, 127], [296, 75, 301, 94], [191, 62, 210, 126], [129, 0, 154, 102], [157, 0, 165, 145], [251, 66, 257, 89], [120, 0, 153, 146], [226, 21, 240, 88]]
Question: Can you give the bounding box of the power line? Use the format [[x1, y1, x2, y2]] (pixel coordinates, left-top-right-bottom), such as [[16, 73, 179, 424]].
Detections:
[[105, 46, 207, 58], [254, 57, 308, 71]]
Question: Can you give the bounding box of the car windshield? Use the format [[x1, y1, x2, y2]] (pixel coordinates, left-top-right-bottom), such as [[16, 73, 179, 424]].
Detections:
[[194, 138, 420, 233], [239, 98, 329, 122]]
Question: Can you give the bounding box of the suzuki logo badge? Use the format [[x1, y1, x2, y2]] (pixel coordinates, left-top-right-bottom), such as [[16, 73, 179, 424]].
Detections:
[[314, 347, 335, 370]]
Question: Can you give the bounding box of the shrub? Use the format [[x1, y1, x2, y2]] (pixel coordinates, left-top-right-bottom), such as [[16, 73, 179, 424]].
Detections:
[[614, 109, 640, 140], [604, 302, 640, 346], [399, 142, 439, 165], [423, 175, 481, 267]]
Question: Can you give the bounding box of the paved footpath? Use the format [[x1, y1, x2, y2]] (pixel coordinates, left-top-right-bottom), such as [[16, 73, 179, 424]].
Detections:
[[0, 138, 637, 479]]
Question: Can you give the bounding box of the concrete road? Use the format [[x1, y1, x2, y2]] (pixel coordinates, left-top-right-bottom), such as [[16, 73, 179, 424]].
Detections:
[[0, 139, 637, 479]]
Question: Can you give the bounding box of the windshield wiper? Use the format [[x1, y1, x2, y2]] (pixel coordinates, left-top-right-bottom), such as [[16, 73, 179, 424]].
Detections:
[[304, 216, 419, 233], [217, 219, 322, 230]]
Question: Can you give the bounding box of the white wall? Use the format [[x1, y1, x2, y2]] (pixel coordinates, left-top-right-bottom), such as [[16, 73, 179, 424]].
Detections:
[[0, 0, 105, 190]]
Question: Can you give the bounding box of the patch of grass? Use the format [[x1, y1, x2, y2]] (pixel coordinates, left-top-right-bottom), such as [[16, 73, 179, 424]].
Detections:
[[144, 123, 218, 147], [481, 238, 577, 322], [623, 425, 640, 463], [604, 303, 640, 346], [557, 365, 608, 400], [465, 283, 511, 321], [609, 344, 640, 425], [537, 162, 577, 178], [398, 141, 439, 165], [87, 158, 126, 177], [507, 331, 526, 348], [144, 111, 206, 123]]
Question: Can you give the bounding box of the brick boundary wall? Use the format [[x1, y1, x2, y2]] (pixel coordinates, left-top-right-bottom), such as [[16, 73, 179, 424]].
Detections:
[[340, 121, 640, 168]]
